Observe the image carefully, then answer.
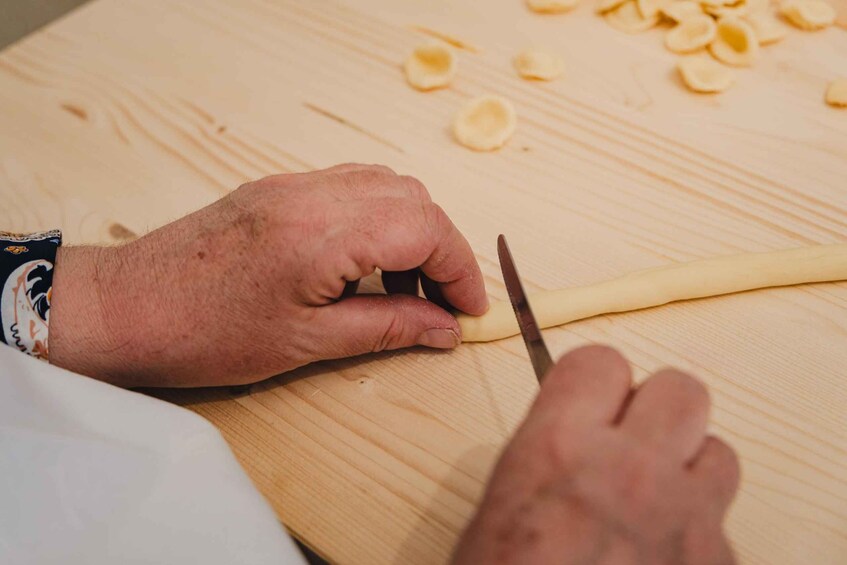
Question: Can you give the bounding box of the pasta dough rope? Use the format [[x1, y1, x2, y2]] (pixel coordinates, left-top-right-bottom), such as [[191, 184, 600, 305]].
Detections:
[[458, 243, 847, 342]]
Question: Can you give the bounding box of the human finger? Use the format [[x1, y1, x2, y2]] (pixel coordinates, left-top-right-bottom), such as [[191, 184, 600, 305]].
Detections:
[[689, 436, 741, 516], [620, 369, 710, 463], [333, 198, 488, 315], [528, 345, 634, 429], [323, 166, 432, 202], [308, 293, 460, 358]]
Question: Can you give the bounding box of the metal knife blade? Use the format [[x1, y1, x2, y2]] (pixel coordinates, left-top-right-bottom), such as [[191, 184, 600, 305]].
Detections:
[[497, 234, 552, 382]]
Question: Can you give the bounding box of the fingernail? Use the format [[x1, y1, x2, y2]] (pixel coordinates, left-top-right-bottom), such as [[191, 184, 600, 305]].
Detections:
[[417, 328, 460, 349]]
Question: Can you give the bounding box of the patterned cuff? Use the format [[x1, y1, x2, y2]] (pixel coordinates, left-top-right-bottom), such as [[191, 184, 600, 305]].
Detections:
[[0, 230, 62, 360]]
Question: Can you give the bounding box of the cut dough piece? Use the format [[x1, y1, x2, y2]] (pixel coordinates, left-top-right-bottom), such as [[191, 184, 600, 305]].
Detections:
[[404, 43, 456, 91], [637, 0, 668, 18], [678, 55, 735, 92], [606, 0, 661, 33], [666, 15, 718, 53], [514, 49, 565, 81], [780, 0, 836, 30], [661, 1, 705, 22], [709, 17, 759, 66], [826, 78, 847, 107], [597, 0, 629, 13], [453, 95, 517, 151], [744, 14, 789, 44], [704, 0, 750, 18], [745, 0, 770, 16], [457, 243, 847, 342], [527, 0, 580, 13]]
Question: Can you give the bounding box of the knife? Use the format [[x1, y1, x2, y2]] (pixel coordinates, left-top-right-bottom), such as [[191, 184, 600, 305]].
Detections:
[[497, 234, 553, 383]]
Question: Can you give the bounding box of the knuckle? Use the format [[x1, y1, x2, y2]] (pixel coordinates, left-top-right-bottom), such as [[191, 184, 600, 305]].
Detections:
[[652, 369, 710, 409], [566, 344, 622, 360], [394, 199, 442, 253], [557, 345, 631, 388], [538, 419, 582, 470], [251, 173, 286, 187], [398, 175, 432, 201], [333, 168, 392, 199], [374, 311, 407, 353], [685, 377, 710, 410], [366, 164, 396, 176], [248, 173, 294, 196], [236, 177, 273, 200], [422, 201, 448, 239], [335, 161, 361, 169], [420, 202, 461, 272], [708, 437, 741, 490], [350, 169, 387, 190]]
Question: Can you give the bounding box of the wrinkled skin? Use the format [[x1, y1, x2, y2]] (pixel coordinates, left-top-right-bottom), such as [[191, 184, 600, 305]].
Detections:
[[47, 165, 740, 565], [49, 164, 487, 387], [453, 346, 739, 565]]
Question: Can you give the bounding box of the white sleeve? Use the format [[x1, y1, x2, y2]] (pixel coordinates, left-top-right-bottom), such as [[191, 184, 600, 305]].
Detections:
[[0, 345, 306, 565]]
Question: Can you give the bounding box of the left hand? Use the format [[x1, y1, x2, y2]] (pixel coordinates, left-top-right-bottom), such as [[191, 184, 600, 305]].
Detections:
[[48, 164, 488, 387]]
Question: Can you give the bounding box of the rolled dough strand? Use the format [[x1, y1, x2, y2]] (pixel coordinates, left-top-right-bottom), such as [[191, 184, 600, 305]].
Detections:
[[457, 243, 847, 343]]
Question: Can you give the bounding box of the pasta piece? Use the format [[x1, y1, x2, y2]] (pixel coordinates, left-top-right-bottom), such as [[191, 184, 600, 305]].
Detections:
[[527, 0, 580, 13], [745, 0, 770, 16], [709, 17, 759, 66], [780, 0, 836, 30], [704, 0, 750, 18], [453, 95, 517, 151], [514, 49, 565, 80], [637, 0, 667, 18], [826, 78, 847, 107], [456, 243, 847, 342], [606, 0, 661, 32], [665, 15, 718, 53], [744, 14, 789, 44], [678, 55, 735, 92], [404, 43, 456, 91], [597, 0, 629, 12], [661, 1, 705, 22]]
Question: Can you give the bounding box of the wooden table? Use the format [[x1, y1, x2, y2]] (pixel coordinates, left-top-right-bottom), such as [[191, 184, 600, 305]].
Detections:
[[2, 0, 846, 562]]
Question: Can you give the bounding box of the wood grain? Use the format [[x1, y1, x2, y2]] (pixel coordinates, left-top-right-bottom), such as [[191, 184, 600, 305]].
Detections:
[[2, 0, 846, 563]]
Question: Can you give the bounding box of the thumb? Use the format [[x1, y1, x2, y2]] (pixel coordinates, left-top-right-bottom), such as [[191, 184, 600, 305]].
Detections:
[[310, 294, 461, 358]]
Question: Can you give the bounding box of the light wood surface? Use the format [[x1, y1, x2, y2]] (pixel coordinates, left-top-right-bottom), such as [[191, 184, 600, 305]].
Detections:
[[2, 1, 846, 563]]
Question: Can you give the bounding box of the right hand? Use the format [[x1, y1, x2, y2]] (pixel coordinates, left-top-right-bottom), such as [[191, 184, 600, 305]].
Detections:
[[452, 345, 739, 565]]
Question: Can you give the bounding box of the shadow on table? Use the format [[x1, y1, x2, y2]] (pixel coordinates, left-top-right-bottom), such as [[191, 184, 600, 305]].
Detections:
[[392, 444, 502, 565], [141, 360, 324, 407], [142, 343, 497, 565], [143, 344, 459, 409]]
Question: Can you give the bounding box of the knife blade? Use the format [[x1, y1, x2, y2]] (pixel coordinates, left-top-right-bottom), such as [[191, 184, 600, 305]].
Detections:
[[497, 234, 553, 383]]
